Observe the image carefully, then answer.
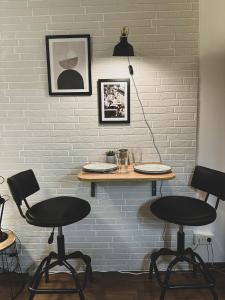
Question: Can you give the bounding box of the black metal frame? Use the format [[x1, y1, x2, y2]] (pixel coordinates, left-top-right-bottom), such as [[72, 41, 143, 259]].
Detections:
[[28, 227, 92, 300], [45, 34, 92, 96], [90, 181, 157, 197], [97, 78, 130, 124], [149, 225, 218, 300]]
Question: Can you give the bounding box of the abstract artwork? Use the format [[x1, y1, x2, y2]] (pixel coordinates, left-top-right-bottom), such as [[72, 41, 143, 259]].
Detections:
[[46, 35, 92, 96]]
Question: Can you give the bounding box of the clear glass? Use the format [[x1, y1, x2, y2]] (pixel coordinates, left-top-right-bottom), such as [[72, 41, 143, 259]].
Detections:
[[131, 148, 142, 165], [115, 149, 129, 173]]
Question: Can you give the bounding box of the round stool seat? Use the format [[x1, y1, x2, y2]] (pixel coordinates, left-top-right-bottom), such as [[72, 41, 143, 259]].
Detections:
[[26, 196, 91, 227], [151, 196, 216, 226]]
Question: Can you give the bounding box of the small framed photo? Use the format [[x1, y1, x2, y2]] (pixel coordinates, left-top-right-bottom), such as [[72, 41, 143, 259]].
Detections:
[[98, 79, 130, 124], [45, 34, 92, 96]]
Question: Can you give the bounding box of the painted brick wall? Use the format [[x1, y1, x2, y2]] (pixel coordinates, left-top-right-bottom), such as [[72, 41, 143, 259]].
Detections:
[[0, 0, 198, 272]]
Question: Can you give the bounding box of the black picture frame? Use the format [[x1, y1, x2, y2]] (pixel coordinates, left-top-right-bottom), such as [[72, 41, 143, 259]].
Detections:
[[98, 79, 130, 124], [45, 34, 92, 96]]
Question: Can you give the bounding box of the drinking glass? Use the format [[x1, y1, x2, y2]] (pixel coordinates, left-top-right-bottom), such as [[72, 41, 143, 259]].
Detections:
[[131, 148, 142, 165], [116, 149, 129, 173]]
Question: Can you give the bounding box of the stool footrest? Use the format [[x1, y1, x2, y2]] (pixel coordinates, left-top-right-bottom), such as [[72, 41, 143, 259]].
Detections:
[[29, 287, 80, 294], [149, 247, 218, 300], [28, 249, 92, 300]]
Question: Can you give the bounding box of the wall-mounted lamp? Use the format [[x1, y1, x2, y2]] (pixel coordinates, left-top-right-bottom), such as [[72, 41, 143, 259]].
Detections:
[[113, 27, 134, 57], [113, 27, 134, 75], [112, 28, 162, 163]]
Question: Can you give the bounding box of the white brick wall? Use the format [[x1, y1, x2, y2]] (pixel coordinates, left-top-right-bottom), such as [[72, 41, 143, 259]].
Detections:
[[0, 0, 198, 271]]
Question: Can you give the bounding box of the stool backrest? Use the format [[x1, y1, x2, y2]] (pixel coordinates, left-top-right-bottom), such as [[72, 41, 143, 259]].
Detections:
[[7, 169, 40, 209], [191, 166, 225, 204]]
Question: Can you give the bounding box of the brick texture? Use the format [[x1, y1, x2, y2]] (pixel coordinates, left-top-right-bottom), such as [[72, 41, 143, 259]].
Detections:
[[0, 0, 198, 272]]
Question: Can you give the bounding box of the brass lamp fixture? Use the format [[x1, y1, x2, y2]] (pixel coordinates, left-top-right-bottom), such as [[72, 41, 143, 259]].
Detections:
[[113, 27, 134, 75], [113, 27, 134, 57]]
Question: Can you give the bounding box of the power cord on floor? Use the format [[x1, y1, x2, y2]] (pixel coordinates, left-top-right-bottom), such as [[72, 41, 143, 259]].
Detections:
[[191, 240, 225, 276], [206, 242, 225, 275], [118, 270, 148, 275]]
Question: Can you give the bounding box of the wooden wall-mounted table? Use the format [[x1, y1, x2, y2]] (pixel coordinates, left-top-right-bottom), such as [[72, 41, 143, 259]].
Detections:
[[78, 164, 176, 197]]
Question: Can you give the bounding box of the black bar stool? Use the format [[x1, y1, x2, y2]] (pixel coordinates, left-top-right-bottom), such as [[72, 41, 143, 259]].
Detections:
[[149, 165, 225, 300], [7, 169, 92, 300]]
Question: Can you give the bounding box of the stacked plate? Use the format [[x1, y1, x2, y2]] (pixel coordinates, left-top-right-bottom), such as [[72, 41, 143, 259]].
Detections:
[[134, 164, 171, 174], [82, 163, 117, 173]]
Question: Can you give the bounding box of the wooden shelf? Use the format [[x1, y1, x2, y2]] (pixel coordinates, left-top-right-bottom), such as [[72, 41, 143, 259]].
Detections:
[[78, 164, 176, 197]]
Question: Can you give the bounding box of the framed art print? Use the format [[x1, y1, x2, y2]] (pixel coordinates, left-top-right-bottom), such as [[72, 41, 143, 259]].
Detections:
[[98, 79, 130, 124], [45, 35, 92, 96]]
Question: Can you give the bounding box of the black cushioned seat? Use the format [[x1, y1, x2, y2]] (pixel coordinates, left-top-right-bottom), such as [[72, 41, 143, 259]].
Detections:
[[7, 169, 92, 300], [151, 196, 216, 226], [26, 196, 90, 227], [149, 165, 225, 300]]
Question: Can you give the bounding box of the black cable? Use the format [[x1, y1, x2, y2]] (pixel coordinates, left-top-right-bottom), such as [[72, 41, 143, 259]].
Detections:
[[159, 181, 163, 198], [210, 242, 215, 266], [1, 195, 10, 201], [127, 57, 165, 240], [127, 56, 162, 163], [162, 222, 167, 242], [206, 243, 210, 263], [0, 176, 4, 184], [192, 243, 199, 251], [48, 227, 55, 244]]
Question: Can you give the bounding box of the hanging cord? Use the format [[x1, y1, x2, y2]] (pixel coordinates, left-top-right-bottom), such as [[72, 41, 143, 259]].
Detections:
[[206, 243, 210, 263], [128, 57, 163, 197], [0, 176, 4, 184], [48, 227, 55, 244], [210, 242, 214, 265], [209, 242, 225, 275], [161, 222, 167, 242], [127, 56, 162, 163]]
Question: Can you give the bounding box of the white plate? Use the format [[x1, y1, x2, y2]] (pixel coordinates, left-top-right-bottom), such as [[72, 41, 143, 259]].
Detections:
[[134, 164, 171, 174], [83, 163, 117, 173]]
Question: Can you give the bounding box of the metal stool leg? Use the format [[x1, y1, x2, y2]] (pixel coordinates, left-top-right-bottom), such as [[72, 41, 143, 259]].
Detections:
[[63, 260, 85, 300], [160, 256, 181, 300]]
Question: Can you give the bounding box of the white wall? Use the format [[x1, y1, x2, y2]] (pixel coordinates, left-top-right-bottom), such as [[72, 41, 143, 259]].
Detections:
[[0, 0, 199, 271], [198, 0, 225, 261]]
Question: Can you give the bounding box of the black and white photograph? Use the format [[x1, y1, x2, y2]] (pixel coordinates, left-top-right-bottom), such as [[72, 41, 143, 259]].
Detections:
[[45, 35, 92, 96], [98, 79, 130, 123]]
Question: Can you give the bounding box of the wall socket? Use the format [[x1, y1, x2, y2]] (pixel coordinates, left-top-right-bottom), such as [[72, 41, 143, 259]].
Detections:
[[194, 233, 214, 245]]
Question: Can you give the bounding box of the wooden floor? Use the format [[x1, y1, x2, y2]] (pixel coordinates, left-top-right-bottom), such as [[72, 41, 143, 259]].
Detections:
[[1, 270, 225, 300]]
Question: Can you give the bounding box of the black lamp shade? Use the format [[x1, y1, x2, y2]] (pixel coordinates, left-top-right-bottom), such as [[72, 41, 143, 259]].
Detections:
[[113, 37, 134, 56]]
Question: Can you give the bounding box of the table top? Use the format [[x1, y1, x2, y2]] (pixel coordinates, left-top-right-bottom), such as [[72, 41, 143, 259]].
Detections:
[[78, 164, 176, 182], [0, 230, 16, 252]]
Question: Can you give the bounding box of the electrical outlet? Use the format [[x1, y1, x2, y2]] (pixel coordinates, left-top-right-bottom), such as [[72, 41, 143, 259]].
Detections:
[[194, 233, 214, 245]]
